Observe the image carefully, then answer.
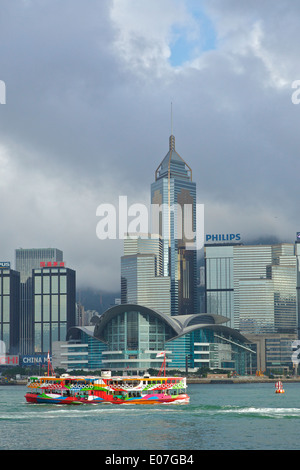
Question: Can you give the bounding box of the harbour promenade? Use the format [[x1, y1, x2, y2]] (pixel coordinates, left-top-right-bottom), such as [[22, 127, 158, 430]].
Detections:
[[187, 376, 300, 384], [2, 375, 300, 386]]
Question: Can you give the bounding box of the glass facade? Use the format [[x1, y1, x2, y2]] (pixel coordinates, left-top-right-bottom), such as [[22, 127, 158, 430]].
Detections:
[[121, 238, 171, 316], [205, 243, 298, 335], [205, 245, 235, 327], [33, 266, 75, 353], [233, 245, 273, 330], [89, 305, 254, 374], [101, 309, 174, 370], [15, 248, 63, 283], [0, 268, 20, 354], [16, 248, 64, 355], [151, 135, 197, 316], [265, 337, 295, 370]]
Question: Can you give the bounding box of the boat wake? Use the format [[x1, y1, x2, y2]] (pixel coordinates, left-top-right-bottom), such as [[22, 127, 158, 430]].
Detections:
[[187, 404, 300, 419]]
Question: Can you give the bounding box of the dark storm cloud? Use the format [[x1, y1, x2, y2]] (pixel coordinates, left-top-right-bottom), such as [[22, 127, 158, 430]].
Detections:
[[0, 0, 299, 291]]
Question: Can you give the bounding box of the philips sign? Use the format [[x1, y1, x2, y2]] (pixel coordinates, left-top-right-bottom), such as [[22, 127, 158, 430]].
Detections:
[[0, 262, 10, 268], [206, 233, 241, 243]]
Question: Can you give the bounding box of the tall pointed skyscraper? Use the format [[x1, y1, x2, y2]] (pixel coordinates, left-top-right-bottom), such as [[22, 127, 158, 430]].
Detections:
[[151, 134, 197, 316]]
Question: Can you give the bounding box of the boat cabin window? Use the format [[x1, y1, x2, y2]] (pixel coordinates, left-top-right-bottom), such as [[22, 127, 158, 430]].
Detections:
[[127, 391, 141, 398]]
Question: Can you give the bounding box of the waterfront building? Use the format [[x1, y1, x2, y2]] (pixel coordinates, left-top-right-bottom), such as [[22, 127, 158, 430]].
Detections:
[[205, 242, 297, 334], [121, 234, 171, 316], [205, 241, 299, 373], [32, 262, 76, 354], [0, 264, 20, 354], [66, 304, 254, 375], [151, 135, 197, 316], [52, 329, 106, 370], [15, 248, 64, 354], [205, 243, 237, 328]]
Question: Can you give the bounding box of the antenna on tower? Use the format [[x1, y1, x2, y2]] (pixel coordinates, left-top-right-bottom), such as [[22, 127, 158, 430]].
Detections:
[[171, 102, 173, 135]]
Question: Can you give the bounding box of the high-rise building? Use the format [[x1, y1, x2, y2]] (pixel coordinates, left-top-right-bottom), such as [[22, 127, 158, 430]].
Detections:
[[16, 248, 63, 283], [121, 234, 171, 316], [0, 263, 20, 354], [32, 262, 76, 354], [151, 135, 197, 315], [205, 243, 237, 327], [15, 248, 64, 354], [205, 242, 298, 334]]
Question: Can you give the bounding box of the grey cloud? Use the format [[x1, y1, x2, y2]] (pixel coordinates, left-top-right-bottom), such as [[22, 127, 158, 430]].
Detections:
[[0, 0, 299, 292]]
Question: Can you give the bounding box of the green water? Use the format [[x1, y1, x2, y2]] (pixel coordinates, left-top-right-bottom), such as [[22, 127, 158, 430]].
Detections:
[[0, 382, 299, 450]]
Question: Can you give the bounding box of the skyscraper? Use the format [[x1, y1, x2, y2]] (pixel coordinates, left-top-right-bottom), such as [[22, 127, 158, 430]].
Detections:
[[205, 242, 298, 334], [0, 263, 20, 354], [151, 135, 197, 315], [121, 234, 171, 315], [15, 248, 64, 354], [33, 262, 76, 353], [16, 248, 63, 283]]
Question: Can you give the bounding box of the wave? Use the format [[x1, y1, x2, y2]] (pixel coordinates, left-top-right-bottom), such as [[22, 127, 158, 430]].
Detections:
[[2, 401, 300, 422], [185, 404, 300, 419]]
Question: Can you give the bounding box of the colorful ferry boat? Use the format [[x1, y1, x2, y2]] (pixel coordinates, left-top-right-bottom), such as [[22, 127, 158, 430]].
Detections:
[[25, 351, 189, 405], [25, 371, 189, 405]]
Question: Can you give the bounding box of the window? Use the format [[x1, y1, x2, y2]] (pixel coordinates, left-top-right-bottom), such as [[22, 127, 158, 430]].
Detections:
[[35, 276, 41, 294], [35, 296, 41, 321], [52, 295, 59, 321], [2, 277, 9, 295], [2, 296, 10, 322], [60, 295, 67, 321], [43, 295, 50, 321], [60, 275, 67, 294], [43, 276, 50, 294], [52, 276, 58, 294]]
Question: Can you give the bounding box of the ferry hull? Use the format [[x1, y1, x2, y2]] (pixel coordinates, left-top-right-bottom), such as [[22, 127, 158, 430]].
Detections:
[[25, 393, 38, 404], [25, 392, 189, 405], [109, 395, 190, 405], [25, 393, 83, 405]]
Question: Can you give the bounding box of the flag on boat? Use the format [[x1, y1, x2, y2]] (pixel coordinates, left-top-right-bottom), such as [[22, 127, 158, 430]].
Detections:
[[156, 351, 166, 358]]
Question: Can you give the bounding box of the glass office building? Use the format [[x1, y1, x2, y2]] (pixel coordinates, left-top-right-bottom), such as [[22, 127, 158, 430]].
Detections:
[[205, 242, 298, 335], [15, 248, 64, 354], [151, 135, 197, 316], [0, 265, 20, 354], [121, 235, 171, 316], [16, 248, 63, 283], [205, 244, 235, 327], [33, 263, 76, 353]]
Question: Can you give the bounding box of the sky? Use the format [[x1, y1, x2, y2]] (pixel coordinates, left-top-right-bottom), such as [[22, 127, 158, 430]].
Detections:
[[0, 0, 300, 293]]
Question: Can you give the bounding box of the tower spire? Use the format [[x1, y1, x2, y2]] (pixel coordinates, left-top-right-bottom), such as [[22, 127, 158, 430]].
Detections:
[[169, 102, 175, 150]]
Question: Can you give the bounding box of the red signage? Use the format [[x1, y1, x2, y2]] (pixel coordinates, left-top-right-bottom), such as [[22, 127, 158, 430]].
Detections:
[[0, 355, 19, 366], [40, 261, 65, 268]]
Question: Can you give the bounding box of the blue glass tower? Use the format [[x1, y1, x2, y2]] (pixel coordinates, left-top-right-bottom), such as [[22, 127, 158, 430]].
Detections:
[[151, 135, 197, 316]]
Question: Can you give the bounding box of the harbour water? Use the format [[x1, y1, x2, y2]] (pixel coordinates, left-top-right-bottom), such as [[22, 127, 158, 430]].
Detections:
[[0, 382, 299, 451]]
